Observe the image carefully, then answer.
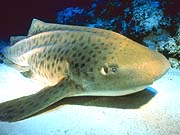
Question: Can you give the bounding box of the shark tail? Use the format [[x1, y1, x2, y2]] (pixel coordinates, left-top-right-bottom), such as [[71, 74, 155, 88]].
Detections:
[[0, 78, 75, 122]]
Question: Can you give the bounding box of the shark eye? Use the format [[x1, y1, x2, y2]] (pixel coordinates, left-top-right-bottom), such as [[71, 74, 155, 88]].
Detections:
[[111, 66, 117, 73]]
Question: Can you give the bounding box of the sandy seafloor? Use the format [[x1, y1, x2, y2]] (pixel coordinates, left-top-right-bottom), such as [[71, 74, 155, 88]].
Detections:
[[0, 63, 179, 135]]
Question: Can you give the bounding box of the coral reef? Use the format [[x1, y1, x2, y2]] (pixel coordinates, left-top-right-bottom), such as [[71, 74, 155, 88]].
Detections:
[[56, 1, 124, 31], [169, 58, 180, 69], [56, 0, 175, 37], [56, 7, 87, 25], [129, 0, 172, 36], [158, 36, 180, 69], [131, 0, 163, 32], [143, 25, 180, 69], [143, 29, 170, 50]]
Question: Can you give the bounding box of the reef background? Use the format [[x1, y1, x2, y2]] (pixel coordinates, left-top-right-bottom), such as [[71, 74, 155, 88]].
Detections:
[[0, 0, 180, 68]]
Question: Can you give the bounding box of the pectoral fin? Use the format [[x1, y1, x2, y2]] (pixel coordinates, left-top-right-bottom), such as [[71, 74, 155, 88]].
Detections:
[[0, 78, 79, 122]]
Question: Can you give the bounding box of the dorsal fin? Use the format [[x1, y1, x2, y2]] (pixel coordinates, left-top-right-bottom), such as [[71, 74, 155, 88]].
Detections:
[[27, 19, 123, 39], [28, 19, 47, 36]]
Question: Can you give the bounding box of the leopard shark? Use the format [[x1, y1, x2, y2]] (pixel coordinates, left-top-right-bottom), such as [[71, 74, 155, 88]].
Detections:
[[0, 19, 170, 122]]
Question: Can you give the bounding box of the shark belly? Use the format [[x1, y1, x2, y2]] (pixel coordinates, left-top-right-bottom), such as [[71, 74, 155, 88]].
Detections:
[[71, 85, 148, 97]]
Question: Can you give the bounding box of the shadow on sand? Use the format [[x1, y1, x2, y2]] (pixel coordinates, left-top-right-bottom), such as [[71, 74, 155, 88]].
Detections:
[[38, 87, 157, 116]]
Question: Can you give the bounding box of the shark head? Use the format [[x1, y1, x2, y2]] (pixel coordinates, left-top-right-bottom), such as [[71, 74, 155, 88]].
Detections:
[[68, 34, 170, 96]]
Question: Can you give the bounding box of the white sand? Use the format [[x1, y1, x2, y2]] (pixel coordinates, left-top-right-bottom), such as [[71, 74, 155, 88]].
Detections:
[[0, 64, 180, 135]]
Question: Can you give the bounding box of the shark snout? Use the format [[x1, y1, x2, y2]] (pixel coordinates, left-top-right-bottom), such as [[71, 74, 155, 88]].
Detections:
[[148, 51, 170, 81], [123, 50, 170, 88]]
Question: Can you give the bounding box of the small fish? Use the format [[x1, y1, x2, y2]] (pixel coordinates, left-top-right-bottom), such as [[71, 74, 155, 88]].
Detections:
[[0, 19, 170, 122]]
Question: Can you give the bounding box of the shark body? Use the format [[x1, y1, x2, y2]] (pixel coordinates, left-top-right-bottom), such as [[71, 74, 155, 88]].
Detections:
[[0, 19, 170, 122]]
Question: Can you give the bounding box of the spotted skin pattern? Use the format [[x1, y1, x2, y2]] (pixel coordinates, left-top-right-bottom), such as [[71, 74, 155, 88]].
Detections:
[[0, 19, 170, 122]]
